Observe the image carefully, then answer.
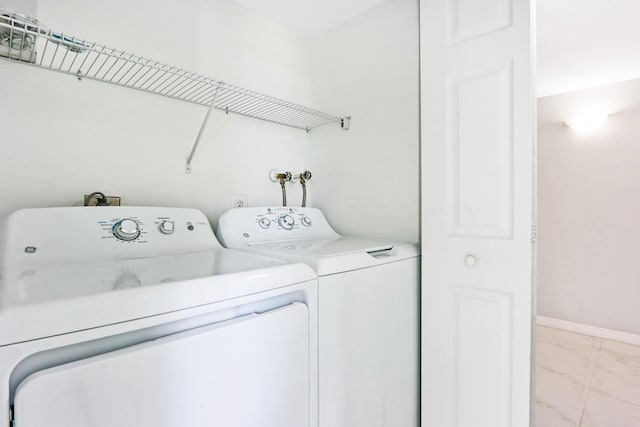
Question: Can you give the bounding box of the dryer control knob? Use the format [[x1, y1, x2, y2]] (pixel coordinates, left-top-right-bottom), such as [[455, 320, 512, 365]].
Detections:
[[301, 216, 312, 226], [259, 218, 271, 229], [278, 214, 295, 230], [159, 221, 175, 234], [113, 218, 140, 241]]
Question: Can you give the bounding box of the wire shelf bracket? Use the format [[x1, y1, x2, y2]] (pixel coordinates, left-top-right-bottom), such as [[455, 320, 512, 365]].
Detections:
[[0, 13, 350, 174], [186, 88, 220, 174]]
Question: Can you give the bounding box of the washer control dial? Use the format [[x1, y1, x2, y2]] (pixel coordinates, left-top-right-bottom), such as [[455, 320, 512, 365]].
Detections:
[[113, 218, 140, 241], [159, 221, 175, 234], [301, 216, 312, 227], [259, 218, 271, 229], [278, 214, 295, 230]]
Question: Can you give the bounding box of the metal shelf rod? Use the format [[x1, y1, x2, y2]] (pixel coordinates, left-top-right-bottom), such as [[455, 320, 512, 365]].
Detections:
[[186, 87, 221, 174]]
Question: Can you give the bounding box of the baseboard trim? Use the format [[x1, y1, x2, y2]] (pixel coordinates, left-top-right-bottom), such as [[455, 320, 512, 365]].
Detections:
[[536, 316, 640, 346]]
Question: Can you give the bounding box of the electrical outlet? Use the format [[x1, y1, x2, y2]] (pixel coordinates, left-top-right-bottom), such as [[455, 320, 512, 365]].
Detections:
[[231, 193, 248, 208], [84, 195, 121, 206]]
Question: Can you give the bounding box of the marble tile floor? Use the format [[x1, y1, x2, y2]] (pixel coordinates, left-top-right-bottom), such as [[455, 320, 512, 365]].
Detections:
[[535, 325, 640, 427]]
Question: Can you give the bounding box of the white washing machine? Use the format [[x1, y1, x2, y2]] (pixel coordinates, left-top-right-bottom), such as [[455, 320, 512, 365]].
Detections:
[[217, 207, 419, 427], [0, 207, 318, 427]]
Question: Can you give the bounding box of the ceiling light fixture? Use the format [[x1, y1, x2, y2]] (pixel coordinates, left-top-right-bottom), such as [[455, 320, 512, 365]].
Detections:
[[565, 108, 609, 133]]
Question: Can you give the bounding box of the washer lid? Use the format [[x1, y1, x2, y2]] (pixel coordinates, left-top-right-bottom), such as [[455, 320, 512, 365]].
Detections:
[[0, 250, 316, 346], [0, 248, 289, 308], [246, 237, 420, 276], [248, 237, 392, 256]]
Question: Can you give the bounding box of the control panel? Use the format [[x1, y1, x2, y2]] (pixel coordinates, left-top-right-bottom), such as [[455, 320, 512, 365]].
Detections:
[[2, 207, 219, 267], [98, 215, 185, 244], [252, 207, 314, 232], [216, 207, 340, 248]]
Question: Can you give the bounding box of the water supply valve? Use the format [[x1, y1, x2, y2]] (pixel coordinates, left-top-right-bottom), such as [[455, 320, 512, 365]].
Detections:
[[269, 170, 294, 207], [299, 170, 312, 181]]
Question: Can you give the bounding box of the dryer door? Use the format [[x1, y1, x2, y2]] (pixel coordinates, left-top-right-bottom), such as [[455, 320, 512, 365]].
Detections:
[[13, 302, 310, 427]]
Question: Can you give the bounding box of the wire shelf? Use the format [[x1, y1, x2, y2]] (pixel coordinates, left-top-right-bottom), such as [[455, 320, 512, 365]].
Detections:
[[0, 12, 349, 134]]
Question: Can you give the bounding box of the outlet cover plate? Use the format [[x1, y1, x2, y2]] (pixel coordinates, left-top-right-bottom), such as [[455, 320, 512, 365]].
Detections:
[[231, 193, 248, 208]]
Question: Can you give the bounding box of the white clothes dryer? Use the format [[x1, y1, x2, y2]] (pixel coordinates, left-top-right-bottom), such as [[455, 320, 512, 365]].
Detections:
[[217, 207, 419, 427], [0, 207, 318, 427]]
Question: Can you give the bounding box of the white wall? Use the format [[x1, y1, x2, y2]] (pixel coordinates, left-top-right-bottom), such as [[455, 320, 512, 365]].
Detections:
[[538, 78, 640, 335], [0, 0, 325, 226], [1, 0, 419, 241], [309, 0, 419, 242], [0, 0, 36, 16]]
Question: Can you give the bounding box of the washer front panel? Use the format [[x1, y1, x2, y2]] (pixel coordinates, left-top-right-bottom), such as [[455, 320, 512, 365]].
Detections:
[[14, 303, 310, 427]]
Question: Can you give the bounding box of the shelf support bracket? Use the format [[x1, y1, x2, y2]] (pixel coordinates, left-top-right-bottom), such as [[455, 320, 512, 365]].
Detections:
[[186, 87, 221, 174]]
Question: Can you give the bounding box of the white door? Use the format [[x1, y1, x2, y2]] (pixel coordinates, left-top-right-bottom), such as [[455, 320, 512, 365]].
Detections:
[[420, 0, 535, 426], [13, 303, 310, 427]]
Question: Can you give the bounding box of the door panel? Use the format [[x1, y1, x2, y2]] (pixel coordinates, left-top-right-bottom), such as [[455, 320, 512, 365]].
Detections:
[[449, 0, 513, 44], [14, 303, 310, 427], [448, 62, 514, 238], [453, 286, 512, 427], [421, 0, 535, 425]]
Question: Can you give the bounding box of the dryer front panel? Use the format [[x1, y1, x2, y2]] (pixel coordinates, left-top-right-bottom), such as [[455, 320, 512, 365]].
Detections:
[[13, 302, 310, 427]]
